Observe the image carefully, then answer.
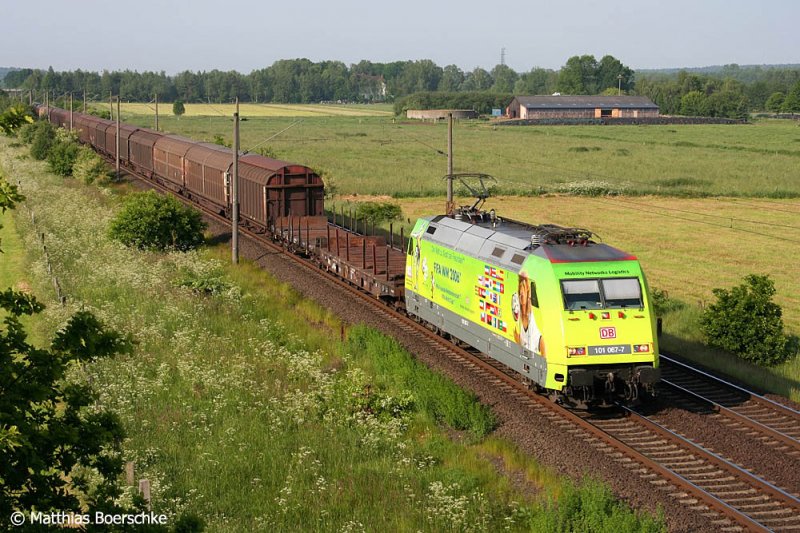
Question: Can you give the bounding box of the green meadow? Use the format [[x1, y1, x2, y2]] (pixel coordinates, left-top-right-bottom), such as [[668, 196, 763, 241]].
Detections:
[[108, 105, 800, 199]]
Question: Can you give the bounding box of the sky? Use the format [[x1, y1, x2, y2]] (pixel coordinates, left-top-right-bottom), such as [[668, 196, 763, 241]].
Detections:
[[2, 0, 798, 74]]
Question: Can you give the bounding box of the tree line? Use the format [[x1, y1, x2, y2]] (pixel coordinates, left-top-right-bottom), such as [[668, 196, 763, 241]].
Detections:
[[3, 57, 800, 117], [0, 55, 631, 104]]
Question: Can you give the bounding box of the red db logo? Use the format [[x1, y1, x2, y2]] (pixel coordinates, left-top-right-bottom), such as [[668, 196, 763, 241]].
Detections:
[[600, 327, 616, 339]]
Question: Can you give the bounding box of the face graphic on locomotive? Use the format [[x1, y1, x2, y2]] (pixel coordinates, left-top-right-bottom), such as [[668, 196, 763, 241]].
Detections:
[[517, 271, 543, 356]]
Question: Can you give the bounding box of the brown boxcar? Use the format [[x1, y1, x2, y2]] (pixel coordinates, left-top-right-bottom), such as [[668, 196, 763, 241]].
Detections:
[[100, 123, 118, 157], [239, 154, 323, 227], [49, 108, 69, 129], [72, 113, 93, 144], [114, 124, 139, 162], [184, 143, 230, 211], [153, 135, 194, 188], [89, 117, 113, 153], [128, 129, 163, 176]]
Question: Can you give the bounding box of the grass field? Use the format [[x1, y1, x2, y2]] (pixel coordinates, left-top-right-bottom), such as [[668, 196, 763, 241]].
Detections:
[[112, 102, 394, 118], [0, 137, 665, 531], [110, 109, 800, 199]]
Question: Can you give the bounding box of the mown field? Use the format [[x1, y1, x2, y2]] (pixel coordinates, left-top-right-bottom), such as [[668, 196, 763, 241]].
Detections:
[[116, 102, 394, 118], [0, 138, 666, 531], [106, 105, 800, 199]]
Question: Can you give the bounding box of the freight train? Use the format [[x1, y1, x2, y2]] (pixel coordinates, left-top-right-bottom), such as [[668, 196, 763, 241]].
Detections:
[[37, 104, 660, 406]]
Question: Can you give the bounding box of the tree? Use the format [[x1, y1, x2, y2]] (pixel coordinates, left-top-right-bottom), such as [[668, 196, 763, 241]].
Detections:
[[462, 68, 493, 92], [109, 190, 206, 251], [596, 55, 634, 93], [700, 274, 794, 366], [680, 90, 709, 116], [0, 290, 133, 523], [765, 92, 785, 112], [438, 65, 465, 92], [490, 64, 519, 93], [557, 55, 599, 94], [782, 81, 800, 113], [514, 68, 557, 95], [173, 100, 186, 116]]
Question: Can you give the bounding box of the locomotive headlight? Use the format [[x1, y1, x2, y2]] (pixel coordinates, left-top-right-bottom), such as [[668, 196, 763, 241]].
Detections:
[[568, 346, 587, 356], [633, 344, 650, 353]]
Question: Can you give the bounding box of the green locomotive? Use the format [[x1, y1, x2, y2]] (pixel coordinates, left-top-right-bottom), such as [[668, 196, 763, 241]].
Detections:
[[404, 206, 659, 407]]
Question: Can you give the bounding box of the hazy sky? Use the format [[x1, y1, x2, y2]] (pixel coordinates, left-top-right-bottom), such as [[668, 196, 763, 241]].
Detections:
[[2, 0, 798, 73]]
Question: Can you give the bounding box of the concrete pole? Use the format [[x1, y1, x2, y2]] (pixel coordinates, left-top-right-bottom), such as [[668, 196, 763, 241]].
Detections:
[[83, 90, 86, 113], [446, 112, 454, 216], [69, 93, 73, 130], [116, 97, 120, 181], [154, 93, 159, 131], [232, 97, 240, 264]]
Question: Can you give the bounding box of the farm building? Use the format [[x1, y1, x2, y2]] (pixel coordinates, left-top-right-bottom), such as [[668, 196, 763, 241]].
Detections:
[[406, 109, 479, 120], [506, 96, 659, 119]]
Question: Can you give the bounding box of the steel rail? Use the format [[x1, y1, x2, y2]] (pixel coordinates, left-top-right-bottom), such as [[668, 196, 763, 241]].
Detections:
[[660, 353, 800, 416], [660, 378, 800, 453]]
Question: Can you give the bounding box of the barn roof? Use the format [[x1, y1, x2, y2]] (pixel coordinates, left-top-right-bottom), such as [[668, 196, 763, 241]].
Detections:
[[514, 95, 658, 110]]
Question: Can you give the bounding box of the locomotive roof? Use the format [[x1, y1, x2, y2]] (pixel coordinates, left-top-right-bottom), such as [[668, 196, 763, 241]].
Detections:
[[422, 214, 635, 271]]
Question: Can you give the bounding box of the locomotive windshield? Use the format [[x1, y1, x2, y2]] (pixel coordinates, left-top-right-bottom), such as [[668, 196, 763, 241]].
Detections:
[[561, 278, 643, 310]]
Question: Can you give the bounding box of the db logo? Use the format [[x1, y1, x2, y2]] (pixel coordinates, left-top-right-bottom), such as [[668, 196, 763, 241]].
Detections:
[[599, 327, 616, 339]]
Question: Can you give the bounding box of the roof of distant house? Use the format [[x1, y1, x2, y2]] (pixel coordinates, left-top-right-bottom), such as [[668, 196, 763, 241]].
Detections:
[[514, 95, 659, 109]]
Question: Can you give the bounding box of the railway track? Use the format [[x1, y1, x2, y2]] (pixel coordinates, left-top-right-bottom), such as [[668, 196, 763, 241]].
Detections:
[[122, 167, 800, 531], [659, 354, 800, 458]]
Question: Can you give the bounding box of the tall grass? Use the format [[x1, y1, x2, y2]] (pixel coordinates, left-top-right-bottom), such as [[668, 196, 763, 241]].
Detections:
[[1, 136, 665, 532]]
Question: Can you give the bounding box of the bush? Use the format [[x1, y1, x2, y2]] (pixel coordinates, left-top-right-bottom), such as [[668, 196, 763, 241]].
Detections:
[[173, 100, 186, 116], [46, 141, 79, 176], [700, 274, 794, 366], [354, 201, 402, 224], [29, 121, 56, 160], [72, 146, 109, 184], [649, 288, 684, 317], [0, 104, 34, 135], [109, 191, 207, 251]]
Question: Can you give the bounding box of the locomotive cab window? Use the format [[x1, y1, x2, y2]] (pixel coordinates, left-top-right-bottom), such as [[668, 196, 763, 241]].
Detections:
[[602, 278, 643, 308], [561, 278, 643, 310], [561, 280, 602, 310]]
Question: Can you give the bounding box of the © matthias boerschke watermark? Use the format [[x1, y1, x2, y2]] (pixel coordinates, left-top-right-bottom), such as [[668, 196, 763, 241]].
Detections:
[[9, 510, 169, 527]]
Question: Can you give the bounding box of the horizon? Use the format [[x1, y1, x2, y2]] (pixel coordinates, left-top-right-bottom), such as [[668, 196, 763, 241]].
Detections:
[[1, 0, 797, 76], [3, 60, 799, 78]]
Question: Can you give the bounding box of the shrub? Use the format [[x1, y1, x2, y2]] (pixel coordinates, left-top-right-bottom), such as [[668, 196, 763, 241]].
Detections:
[[354, 201, 402, 224], [72, 146, 109, 184], [175, 265, 238, 298], [109, 191, 207, 251], [173, 100, 186, 116], [29, 121, 56, 160], [700, 274, 793, 366], [649, 288, 684, 317], [0, 104, 34, 135], [46, 140, 79, 176]]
